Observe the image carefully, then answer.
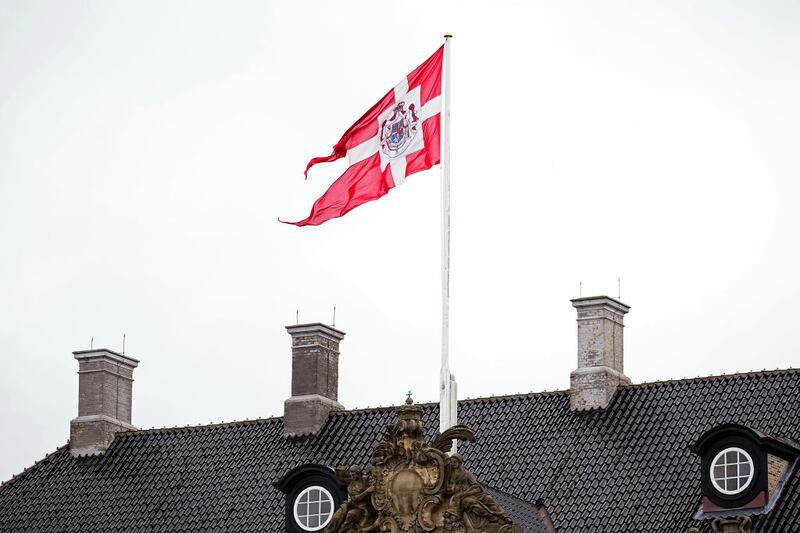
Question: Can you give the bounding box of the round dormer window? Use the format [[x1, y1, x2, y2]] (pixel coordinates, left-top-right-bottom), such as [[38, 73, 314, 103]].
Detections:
[[293, 485, 335, 531], [710, 447, 754, 495]]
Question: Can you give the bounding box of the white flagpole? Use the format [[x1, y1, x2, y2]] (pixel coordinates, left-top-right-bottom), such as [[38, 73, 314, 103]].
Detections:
[[440, 34, 455, 438]]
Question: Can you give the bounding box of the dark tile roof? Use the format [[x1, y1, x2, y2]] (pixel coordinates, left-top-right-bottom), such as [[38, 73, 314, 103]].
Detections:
[[1, 369, 799, 532], [483, 486, 555, 533]]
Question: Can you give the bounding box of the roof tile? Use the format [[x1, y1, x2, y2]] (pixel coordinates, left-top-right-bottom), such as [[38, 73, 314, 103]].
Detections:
[[2, 370, 799, 532]]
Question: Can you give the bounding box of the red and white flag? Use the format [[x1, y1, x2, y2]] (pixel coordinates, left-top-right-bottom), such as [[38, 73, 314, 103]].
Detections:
[[282, 46, 443, 226]]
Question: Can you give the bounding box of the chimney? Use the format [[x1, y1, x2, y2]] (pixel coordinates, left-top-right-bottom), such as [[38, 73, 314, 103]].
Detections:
[[569, 296, 630, 411], [283, 323, 345, 436], [69, 349, 139, 456]]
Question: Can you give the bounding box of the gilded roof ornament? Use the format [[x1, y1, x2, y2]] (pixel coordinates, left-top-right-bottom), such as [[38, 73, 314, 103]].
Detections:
[[327, 399, 522, 533]]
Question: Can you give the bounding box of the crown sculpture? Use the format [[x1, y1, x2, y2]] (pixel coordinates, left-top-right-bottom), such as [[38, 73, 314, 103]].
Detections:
[[327, 397, 522, 533]]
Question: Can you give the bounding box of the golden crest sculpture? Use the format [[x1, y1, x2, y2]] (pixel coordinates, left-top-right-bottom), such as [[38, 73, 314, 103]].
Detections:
[[327, 397, 522, 533]]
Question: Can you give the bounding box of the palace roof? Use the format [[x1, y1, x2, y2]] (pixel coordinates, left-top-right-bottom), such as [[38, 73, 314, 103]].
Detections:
[[2, 369, 799, 532]]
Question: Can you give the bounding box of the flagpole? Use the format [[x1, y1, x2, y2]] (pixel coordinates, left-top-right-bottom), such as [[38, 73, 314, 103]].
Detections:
[[440, 34, 455, 438]]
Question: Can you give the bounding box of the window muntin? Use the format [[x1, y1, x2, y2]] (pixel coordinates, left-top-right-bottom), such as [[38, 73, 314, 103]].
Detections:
[[293, 486, 334, 531], [710, 447, 754, 495]]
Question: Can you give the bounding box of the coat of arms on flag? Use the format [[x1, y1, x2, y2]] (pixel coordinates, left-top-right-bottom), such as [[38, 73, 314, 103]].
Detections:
[[380, 101, 420, 158], [282, 46, 443, 227]]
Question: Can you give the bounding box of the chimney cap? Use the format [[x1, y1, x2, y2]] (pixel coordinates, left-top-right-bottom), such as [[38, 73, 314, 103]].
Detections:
[[72, 348, 140, 366], [285, 322, 345, 341], [570, 295, 630, 312]]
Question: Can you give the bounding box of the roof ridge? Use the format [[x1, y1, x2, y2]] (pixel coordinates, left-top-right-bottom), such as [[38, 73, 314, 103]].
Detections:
[[330, 403, 434, 415], [62, 368, 800, 440], [626, 367, 800, 389], [0, 443, 69, 493], [329, 389, 571, 415], [117, 415, 283, 437], [329, 368, 800, 411], [460, 390, 568, 404]]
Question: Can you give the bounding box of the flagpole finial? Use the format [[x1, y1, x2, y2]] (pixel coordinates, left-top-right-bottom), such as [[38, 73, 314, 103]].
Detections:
[[444, 33, 453, 39]]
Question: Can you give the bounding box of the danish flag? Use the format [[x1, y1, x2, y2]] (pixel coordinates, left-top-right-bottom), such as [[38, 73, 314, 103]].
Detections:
[[283, 46, 443, 226]]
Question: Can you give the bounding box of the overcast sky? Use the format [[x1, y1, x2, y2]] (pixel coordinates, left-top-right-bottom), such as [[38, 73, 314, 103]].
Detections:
[[1, 0, 799, 481]]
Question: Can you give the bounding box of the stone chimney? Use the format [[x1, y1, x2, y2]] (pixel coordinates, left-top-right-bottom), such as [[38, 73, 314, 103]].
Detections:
[[569, 296, 630, 411], [284, 323, 345, 436], [69, 349, 139, 456]]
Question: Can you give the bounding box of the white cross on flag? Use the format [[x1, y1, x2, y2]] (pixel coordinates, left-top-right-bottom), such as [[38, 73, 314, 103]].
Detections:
[[283, 46, 443, 226]]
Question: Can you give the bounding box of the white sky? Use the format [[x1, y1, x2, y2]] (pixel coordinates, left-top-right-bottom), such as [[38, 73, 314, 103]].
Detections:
[[1, 0, 799, 481]]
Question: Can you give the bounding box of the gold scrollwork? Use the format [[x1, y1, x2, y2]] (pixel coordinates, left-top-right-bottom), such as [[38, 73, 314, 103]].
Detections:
[[326, 399, 522, 533]]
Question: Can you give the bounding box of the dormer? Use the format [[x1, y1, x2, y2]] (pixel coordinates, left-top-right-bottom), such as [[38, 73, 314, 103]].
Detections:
[[690, 423, 799, 516]]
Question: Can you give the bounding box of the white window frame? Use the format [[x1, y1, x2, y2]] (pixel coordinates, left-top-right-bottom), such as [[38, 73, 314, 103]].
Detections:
[[709, 447, 755, 495], [293, 485, 335, 531]]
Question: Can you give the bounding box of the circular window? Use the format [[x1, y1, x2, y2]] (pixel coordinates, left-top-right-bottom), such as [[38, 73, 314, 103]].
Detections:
[[293, 486, 335, 531], [710, 447, 754, 495]]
